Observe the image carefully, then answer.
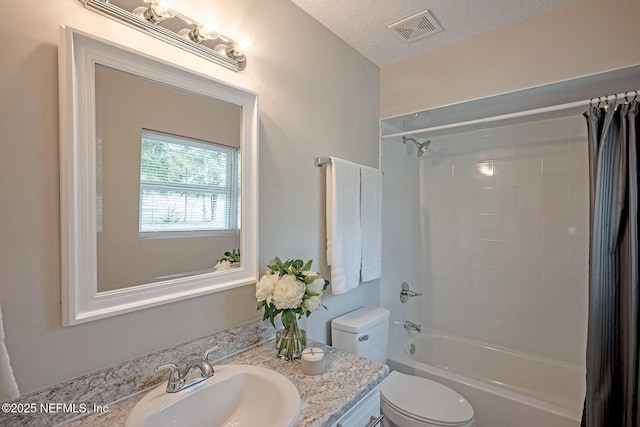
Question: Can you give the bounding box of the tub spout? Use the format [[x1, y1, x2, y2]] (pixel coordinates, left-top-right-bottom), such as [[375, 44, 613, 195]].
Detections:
[[404, 320, 422, 333]]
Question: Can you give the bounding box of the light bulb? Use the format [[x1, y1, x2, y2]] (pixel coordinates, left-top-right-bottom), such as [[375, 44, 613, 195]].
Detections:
[[224, 36, 252, 69], [236, 36, 255, 53], [136, 0, 179, 24], [153, 0, 180, 17], [135, 0, 180, 24], [200, 14, 220, 39], [179, 13, 220, 44]]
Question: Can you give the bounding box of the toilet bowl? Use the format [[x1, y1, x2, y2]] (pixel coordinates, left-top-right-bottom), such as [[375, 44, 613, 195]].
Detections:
[[380, 371, 475, 427], [331, 307, 476, 427]]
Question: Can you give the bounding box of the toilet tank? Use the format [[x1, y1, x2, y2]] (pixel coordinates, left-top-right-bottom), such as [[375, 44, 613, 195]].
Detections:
[[331, 307, 390, 364]]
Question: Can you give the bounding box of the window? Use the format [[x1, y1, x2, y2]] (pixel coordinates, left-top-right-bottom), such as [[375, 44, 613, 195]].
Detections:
[[139, 130, 239, 236]]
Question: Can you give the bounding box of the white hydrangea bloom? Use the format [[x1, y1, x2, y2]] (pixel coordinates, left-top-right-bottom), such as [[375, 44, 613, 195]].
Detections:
[[307, 278, 325, 294], [304, 295, 322, 312], [215, 260, 233, 271], [302, 270, 318, 277], [272, 274, 306, 310], [256, 271, 279, 303]]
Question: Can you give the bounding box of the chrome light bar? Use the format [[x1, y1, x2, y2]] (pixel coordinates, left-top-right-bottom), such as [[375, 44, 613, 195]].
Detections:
[[82, 0, 248, 71]]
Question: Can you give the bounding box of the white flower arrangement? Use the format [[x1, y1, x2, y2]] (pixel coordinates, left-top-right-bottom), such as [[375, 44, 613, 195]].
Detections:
[[214, 249, 240, 271], [256, 257, 329, 324], [256, 257, 329, 360]]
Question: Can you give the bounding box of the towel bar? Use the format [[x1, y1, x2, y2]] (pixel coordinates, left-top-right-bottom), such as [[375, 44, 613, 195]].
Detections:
[[314, 157, 332, 167], [314, 157, 383, 174]]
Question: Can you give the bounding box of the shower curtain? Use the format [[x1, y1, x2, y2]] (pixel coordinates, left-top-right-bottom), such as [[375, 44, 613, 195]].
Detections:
[[583, 100, 639, 427]]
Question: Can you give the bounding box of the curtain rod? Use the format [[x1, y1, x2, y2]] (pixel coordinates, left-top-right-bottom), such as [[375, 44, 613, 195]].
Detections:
[[382, 89, 639, 140]]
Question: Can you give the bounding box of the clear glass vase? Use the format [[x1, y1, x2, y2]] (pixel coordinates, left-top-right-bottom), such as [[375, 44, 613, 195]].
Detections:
[[275, 314, 307, 360]]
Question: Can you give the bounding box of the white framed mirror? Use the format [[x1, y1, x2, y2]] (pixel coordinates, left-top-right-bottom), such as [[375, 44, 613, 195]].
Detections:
[[59, 26, 258, 326]]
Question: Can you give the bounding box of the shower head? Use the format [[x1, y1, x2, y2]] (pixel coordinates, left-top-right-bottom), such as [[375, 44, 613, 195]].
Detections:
[[402, 136, 431, 158], [417, 140, 431, 157]]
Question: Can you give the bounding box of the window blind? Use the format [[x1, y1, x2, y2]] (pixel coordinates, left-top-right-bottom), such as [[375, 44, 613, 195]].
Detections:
[[139, 130, 239, 234]]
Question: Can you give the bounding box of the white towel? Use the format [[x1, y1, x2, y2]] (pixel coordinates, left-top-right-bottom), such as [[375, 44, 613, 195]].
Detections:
[[0, 301, 19, 402], [360, 166, 382, 282], [326, 157, 361, 294]]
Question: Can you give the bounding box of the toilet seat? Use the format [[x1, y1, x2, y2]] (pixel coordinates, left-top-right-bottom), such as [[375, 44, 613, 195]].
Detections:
[[380, 371, 474, 426]]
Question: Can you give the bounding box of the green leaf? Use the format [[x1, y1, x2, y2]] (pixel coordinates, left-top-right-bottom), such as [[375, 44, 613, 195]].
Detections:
[[281, 310, 292, 329], [269, 312, 276, 328]]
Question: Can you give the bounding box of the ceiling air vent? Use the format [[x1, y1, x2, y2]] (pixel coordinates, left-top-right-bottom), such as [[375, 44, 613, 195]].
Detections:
[[387, 9, 443, 43]]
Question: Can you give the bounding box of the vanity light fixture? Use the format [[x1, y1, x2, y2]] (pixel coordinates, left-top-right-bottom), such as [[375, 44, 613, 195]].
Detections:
[[81, 0, 252, 71]]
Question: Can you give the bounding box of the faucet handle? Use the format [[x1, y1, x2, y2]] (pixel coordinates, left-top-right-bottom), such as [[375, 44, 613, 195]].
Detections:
[[156, 363, 179, 375], [194, 345, 221, 380], [400, 282, 423, 303], [156, 363, 181, 393], [202, 345, 222, 362]]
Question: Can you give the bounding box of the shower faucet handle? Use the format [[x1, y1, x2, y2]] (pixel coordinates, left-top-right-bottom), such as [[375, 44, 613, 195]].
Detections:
[[400, 282, 422, 303]]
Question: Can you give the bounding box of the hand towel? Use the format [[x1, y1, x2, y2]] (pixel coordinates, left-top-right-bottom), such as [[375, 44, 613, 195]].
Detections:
[[326, 157, 361, 294], [0, 301, 19, 402], [360, 165, 382, 282]]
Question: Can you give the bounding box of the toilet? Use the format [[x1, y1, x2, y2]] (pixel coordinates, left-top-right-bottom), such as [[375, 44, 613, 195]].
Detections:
[[331, 307, 476, 427]]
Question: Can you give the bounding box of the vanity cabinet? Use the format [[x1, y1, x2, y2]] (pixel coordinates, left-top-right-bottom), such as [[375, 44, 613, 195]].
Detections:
[[331, 386, 381, 427]]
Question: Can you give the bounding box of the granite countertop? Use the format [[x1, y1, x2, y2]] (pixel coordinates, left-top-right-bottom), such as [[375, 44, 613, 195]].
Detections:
[[62, 340, 389, 427]]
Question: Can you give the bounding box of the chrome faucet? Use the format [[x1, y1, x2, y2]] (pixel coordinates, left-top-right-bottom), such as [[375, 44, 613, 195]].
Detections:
[[404, 320, 422, 333], [156, 345, 221, 393]]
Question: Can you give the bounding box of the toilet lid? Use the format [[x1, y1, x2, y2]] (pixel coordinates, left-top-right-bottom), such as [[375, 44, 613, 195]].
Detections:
[[380, 371, 474, 425]]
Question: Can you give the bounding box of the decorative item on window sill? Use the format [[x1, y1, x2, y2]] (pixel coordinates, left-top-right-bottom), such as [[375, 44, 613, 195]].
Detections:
[[256, 258, 330, 360], [214, 249, 240, 271], [81, 0, 254, 71]]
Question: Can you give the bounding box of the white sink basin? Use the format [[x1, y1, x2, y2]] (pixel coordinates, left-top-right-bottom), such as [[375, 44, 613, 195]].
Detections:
[[125, 364, 301, 427]]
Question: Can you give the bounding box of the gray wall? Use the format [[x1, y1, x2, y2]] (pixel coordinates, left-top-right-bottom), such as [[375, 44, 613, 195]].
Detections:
[[1, 0, 380, 394]]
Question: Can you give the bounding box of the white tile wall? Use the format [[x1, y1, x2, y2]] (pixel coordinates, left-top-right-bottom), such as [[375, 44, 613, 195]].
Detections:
[[419, 115, 589, 365]]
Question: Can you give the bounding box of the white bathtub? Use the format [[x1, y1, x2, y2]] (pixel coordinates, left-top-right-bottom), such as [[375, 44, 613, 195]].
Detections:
[[386, 331, 585, 427]]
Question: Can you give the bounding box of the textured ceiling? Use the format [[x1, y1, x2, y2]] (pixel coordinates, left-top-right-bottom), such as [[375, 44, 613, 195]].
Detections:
[[290, 0, 580, 67]]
